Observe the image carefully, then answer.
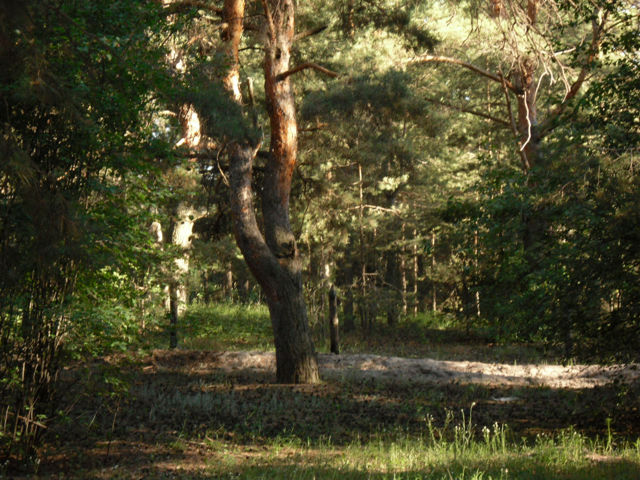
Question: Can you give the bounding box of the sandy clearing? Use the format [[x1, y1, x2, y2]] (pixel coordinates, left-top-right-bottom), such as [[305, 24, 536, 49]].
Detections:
[[160, 351, 640, 389]]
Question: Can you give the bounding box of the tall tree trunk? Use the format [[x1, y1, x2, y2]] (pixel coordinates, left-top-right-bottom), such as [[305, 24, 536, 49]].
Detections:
[[474, 228, 481, 317], [357, 161, 368, 331], [513, 57, 546, 257], [222, 0, 244, 102], [328, 284, 339, 354], [431, 232, 437, 312], [384, 248, 399, 326], [226, 0, 319, 384], [169, 283, 179, 349], [401, 223, 407, 316], [413, 228, 419, 316], [167, 202, 197, 348], [341, 238, 355, 331], [261, 0, 318, 383]]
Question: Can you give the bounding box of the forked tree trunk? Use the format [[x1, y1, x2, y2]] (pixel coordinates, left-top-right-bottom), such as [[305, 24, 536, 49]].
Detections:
[[229, 142, 319, 383], [225, 0, 319, 383], [261, 0, 319, 383]]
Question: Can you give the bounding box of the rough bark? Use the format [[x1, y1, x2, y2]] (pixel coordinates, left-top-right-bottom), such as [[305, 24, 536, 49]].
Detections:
[[226, 0, 319, 384], [229, 142, 318, 383], [260, 0, 319, 383], [222, 0, 244, 101], [167, 202, 198, 348]]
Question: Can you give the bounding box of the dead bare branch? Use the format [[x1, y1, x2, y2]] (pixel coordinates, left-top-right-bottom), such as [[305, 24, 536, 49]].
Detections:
[[163, 0, 223, 15], [423, 97, 510, 127], [275, 62, 339, 82], [293, 25, 328, 42], [410, 54, 518, 92]]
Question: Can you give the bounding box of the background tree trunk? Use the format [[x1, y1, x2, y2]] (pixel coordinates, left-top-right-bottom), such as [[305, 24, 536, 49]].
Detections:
[[329, 284, 339, 354], [342, 241, 355, 331]]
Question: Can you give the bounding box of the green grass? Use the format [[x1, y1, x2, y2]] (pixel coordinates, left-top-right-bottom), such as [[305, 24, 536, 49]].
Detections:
[[161, 303, 558, 364], [178, 302, 273, 351], [201, 431, 640, 479], [192, 407, 640, 479]]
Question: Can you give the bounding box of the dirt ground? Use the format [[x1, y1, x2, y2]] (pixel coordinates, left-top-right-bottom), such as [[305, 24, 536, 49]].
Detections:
[[156, 350, 640, 389]]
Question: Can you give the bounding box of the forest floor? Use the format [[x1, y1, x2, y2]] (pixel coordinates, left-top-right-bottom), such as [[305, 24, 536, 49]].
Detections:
[[177, 350, 640, 389], [8, 307, 640, 479], [19, 347, 640, 479]]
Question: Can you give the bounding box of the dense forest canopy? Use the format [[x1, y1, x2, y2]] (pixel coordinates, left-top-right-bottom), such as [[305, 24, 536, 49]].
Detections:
[[1, 0, 639, 462]]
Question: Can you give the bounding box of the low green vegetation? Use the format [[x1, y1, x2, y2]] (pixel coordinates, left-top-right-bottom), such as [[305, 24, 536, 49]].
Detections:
[[198, 431, 640, 480], [178, 303, 273, 352]]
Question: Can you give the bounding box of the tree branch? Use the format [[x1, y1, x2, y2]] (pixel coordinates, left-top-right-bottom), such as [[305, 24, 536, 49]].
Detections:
[[293, 25, 327, 42], [300, 122, 329, 133], [540, 10, 608, 136], [424, 97, 510, 127], [499, 70, 519, 137], [275, 62, 339, 82], [410, 54, 517, 92], [259, 0, 276, 43], [163, 0, 223, 15]]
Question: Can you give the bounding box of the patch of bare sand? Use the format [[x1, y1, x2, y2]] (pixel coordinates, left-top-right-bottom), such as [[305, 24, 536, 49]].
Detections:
[[161, 351, 640, 389]]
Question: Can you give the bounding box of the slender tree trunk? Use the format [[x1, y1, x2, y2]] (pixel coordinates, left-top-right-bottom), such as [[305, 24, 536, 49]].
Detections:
[[169, 283, 178, 349], [413, 228, 419, 316], [401, 224, 407, 316], [342, 238, 355, 331], [357, 162, 368, 331], [384, 248, 399, 326], [431, 232, 437, 312], [474, 228, 481, 317], [261, 0, 319, 383], [329, 284, 339, 354], [225, 264, 233, 298]]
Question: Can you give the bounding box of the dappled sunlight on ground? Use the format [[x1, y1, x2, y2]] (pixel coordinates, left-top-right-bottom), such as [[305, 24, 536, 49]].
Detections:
[[151, 349, 640, 389]]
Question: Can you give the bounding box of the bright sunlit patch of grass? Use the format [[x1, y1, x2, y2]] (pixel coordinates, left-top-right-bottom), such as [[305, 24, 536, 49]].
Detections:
[[197, 423, 640, 480], [178, 302, 273, 351]]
